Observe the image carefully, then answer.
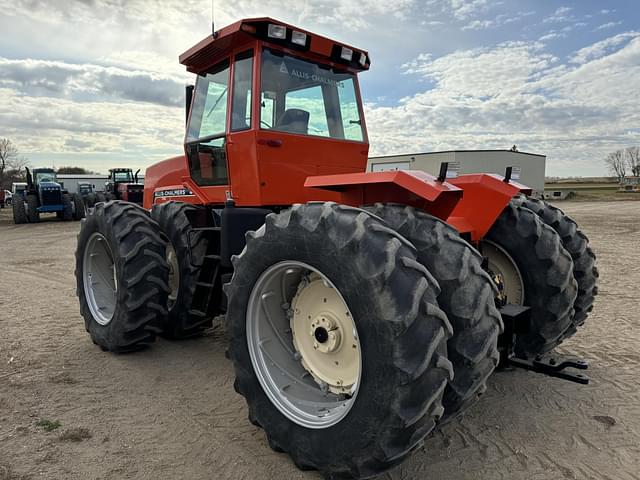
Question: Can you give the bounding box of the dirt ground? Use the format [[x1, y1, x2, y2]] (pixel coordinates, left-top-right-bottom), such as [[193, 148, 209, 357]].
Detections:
[[0, 201, 638, 480]]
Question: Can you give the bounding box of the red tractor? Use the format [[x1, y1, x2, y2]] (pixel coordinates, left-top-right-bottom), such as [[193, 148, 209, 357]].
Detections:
[[88, 168, 143, 206], [75, 18, 598, 479]]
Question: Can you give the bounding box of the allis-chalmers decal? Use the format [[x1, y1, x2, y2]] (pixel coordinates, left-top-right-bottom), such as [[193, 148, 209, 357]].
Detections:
[[153, 188, 195, 198]]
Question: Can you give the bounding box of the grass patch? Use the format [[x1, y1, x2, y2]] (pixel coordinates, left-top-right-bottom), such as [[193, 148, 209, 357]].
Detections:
[[36, 419, 61, 432]]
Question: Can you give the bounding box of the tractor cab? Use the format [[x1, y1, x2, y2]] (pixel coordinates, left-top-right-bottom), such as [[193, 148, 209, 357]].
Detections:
[[77, 183, 93, 196], [178, 18, 370, 207], [30, 168, 64, 206], [105, 168, 143, 204]]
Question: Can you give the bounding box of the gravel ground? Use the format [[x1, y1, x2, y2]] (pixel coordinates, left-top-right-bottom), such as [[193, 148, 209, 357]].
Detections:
[[0, 201, 638, 480]]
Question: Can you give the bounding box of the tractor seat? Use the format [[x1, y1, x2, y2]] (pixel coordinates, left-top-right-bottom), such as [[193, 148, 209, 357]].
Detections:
[[275, 108, 310, 135]]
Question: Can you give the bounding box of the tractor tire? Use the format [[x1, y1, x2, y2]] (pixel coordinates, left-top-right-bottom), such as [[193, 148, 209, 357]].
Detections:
[[85, 193, 96, 209], [151, 201, 211, 338], [511, 196, 598, 330], [483, 203, 578, 358], [61, 194, 73, 221], [26, 195, 39, 223], [72, 193, 85, 220], [226, 202, 453, 479], [95, 192, 106, 203], [75, 201, 170, 352], [365, 204, 502, 424], [12, 196, 27, 224]]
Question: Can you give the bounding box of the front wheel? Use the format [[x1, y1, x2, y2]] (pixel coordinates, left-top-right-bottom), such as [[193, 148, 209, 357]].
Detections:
[[72, 193, 85, 220], [151, 201, 211, 338], [75, 201, 170, 352], [226, 203, 453, 478], [26, 195, 39, 223], [12, 196, 27, 224]]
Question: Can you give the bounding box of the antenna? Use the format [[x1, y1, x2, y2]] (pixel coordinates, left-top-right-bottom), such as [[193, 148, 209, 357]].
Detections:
[[211, 0, 216, 38]]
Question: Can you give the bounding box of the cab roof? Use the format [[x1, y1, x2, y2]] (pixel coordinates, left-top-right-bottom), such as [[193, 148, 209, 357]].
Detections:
[[179, 17, 370, 75]]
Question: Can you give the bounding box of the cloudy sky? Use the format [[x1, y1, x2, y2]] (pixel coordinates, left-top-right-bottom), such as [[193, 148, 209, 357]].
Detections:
[[0, 0, 638, 177]]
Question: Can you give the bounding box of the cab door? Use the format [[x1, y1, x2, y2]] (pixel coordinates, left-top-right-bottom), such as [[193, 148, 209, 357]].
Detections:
[[185, 59, 231, 204]]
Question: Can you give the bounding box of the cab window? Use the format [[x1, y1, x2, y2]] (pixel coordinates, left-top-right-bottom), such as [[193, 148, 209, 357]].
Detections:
[[260, 48, 364, 142], [187, 61, 230, 141], [186, 61, 230, 186], [231, 51, 254, 131]]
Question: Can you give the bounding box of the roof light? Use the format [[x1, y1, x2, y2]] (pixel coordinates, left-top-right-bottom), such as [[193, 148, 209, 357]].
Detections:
[[267, 24, 287, 40], [340, 47, 353, 62], [240, 24, 257, 34], [359, 52, 367, 67], [291, 30, 307, 46]]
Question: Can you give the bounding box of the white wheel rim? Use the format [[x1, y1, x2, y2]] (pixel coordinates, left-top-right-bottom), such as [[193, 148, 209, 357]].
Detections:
[[480, 240, 525, 305], [83, 232, 117, 325], [246, 261, 362, 429]]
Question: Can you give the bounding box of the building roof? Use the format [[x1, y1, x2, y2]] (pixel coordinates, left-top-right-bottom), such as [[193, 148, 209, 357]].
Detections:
[[370, 149, 546, 159], [57, 174, 108, 179]]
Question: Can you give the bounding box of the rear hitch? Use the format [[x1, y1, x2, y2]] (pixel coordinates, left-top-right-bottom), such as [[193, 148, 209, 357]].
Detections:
[[498, 304, 590, 385]]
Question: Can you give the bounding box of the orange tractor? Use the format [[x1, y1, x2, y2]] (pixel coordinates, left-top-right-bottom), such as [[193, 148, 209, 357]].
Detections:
[[75, 18, 598, 479]]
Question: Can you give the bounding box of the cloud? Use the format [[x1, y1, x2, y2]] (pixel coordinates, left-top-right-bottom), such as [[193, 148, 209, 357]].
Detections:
[[0, 0, 635, 176], [538, 32, 567, 42], [447, 0, 491, 20], [0, 86, 183, 157], [570, 32, 639, 64], [543, 6, 573, 23], [594, 21, 622, 31], [462, 11, 536, 31], [366, 34, 640, 175], [0, 58, 186, 107]]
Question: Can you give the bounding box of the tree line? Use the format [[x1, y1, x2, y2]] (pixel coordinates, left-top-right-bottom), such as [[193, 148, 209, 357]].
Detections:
[[0, 138, 96, 190], [606, 147, 640, 182]]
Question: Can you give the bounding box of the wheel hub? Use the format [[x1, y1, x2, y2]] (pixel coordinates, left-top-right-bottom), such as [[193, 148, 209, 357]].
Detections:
[[246, 261, 362, 429], [310, 314, 341, 353], [291, 274, 359, 395], [480, 240, 525, 306]]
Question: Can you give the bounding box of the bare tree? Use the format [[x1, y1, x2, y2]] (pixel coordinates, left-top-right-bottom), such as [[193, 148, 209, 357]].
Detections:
[[0, 138, 31, 189], [0, 138, 18, 177], [605, 149, 627, 182], [626, 146, 640, 177]]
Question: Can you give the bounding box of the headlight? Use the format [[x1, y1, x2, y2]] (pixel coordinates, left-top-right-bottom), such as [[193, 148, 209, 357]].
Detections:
[[340, 47, 353, 61], [291, 30, 307, 46], [267, 24, 286, 40], [359, 53, 367, 67]]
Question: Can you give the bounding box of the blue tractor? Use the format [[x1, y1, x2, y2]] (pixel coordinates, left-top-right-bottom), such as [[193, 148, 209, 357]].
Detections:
[[12, 168, 85, 224]]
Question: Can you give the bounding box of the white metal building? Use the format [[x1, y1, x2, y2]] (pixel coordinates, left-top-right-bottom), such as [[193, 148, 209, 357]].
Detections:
[[56, 173, 145, 193], [368, 150, 546, 197]]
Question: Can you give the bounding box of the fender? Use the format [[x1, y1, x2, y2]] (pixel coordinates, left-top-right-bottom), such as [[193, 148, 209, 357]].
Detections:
[[304, 170, 462, 220], [305, 170, 532, 241], [446, 174, 531, 241]]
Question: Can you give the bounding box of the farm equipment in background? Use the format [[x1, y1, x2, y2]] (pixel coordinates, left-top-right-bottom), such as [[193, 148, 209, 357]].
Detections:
[[13, 168, 85, 224], [75, 18, 598, 479], [93, 168, 143, 205]]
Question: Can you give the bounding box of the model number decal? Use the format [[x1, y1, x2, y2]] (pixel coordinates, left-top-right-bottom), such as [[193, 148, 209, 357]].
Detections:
[[154, 188, 194, 198]]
